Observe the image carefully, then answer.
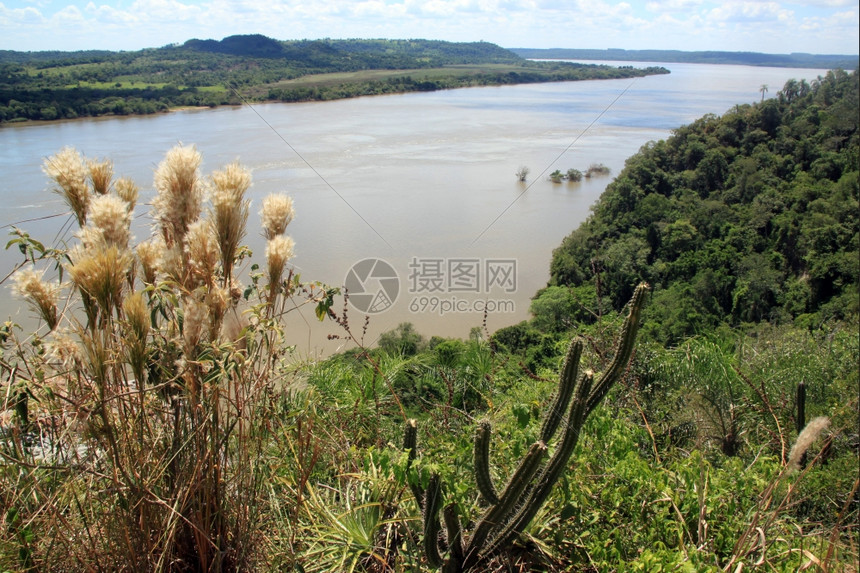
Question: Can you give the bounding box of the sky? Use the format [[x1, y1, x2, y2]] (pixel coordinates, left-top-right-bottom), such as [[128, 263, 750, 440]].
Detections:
[[0, 0, 857, 54]]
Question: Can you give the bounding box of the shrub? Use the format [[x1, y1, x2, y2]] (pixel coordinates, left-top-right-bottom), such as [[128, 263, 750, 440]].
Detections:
[[566, 168, 583, 182]]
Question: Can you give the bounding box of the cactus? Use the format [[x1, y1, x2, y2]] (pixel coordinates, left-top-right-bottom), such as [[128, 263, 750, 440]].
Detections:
[[795, 381, 807, 468], [423, 474, 444, 568], [474, 421, 500, 505], [404, 418, 424, 508], [405, 282, 649, 572], [796, 381, 806, 433]]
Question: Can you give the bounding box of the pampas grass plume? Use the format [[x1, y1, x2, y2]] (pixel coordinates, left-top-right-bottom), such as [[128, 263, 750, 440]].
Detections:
[[787, 416, 830, 471], [261, 194, 294, 240], [46, 329, 82, 368], [153, 144, 203, 246], [12, 269, 60, 330], [115, 177, 139, 211], [123, 291, 150, 342], [186, 219, 220, 289], [136, 239, 162, 285], [266, 235, 294, 295], [43, 147, 89, 227], [68, 245, 133, 320], [182, 298, 207, 354], [87, 194, 132, 249], [210, 161, 250, 283], [88, 158, 114, 195]]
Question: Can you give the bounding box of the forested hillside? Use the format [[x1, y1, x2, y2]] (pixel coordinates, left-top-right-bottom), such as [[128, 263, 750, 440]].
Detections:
[[547, 68, 858, 342], [0, 35, 667, 122]]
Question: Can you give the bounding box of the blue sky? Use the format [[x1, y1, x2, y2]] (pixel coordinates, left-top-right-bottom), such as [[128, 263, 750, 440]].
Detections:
[[1, 0, 857, 54]]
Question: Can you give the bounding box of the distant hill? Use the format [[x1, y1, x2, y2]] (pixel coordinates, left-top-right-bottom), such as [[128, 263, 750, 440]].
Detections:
[[184, 34, 287, 58], [510, 48, 859, 70], [181, 35, 524, 66], [0, 36, 668, 122]]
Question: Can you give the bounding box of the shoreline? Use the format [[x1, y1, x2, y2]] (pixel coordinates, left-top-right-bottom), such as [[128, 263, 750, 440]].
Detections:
[[0, 65, 669, 128], [0, 104, 242, 128]]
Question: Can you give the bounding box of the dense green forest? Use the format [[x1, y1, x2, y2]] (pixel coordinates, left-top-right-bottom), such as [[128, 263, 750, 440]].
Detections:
[[543, 68, 858, 343], [1, 69, 857, 571], [511, 48, 859, 70], [0, 35, 667, 122]]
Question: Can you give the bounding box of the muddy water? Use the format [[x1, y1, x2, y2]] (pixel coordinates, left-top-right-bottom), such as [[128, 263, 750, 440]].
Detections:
[[0, 62, 827, 356]]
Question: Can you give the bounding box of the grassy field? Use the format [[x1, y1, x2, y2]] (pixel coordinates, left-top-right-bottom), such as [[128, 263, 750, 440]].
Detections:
[[243, 64, 527, 96]]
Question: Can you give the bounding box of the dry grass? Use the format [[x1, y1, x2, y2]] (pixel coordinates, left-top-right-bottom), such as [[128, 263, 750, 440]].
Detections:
[[1, 145, 309, 572]]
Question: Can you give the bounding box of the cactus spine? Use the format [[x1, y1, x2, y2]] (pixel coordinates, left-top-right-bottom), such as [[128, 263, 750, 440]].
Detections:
[[795, 381, 807, 468], [540, 339, 582, 443], [474, 421, 500, 505], [796, 381, 806, 433], [423, 473, 444, 568], [405, 282, 649, 571], [404, 418, 425, 508]]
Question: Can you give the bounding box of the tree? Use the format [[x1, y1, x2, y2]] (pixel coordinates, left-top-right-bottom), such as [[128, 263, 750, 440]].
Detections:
[[529, 284, 601, 331], [515, 166, 529, 182], [566, 168, 583, 182], [759, 84, 768, 102], [378, 322, 426, 356]]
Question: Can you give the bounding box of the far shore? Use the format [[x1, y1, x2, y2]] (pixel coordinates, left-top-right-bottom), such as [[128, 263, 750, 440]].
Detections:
[[0, 104, 245, 128]]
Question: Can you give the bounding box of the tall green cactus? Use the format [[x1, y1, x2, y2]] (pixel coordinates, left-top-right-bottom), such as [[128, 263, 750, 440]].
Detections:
[[405, 282, 648, 572]]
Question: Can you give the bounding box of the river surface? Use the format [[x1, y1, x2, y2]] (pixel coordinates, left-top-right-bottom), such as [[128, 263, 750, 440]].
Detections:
[[0, 62, 828, 357]]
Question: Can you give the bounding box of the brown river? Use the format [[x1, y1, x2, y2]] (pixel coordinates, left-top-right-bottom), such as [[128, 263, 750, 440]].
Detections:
[[0, 62, 828, 356]]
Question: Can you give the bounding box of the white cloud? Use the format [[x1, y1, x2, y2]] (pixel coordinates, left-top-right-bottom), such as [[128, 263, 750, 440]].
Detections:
[[709, 1, 793, 23], [789, 0, 855, 6], [645, 0, 703, 13], [0, 3, 44, 26], [85, 1, 139, 24], [0, 0, 857, 54], [51, 4, 84, 23], [128, 0, 204, 21]]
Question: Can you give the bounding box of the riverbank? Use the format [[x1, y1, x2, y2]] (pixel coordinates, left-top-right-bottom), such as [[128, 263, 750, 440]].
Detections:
[[1, 63, 668, 126]]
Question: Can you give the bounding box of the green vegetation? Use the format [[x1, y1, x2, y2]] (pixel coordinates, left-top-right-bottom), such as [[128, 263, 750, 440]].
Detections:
[[546, 164, 606, 183], [511, 48, 860, 70], [549, 68, 859, 343], [0, 35, 668, 122], [515, 166, 530, 182], [407, 283, 648, 572], [585, 162, 611, 177], [0, 70, 857, 572]]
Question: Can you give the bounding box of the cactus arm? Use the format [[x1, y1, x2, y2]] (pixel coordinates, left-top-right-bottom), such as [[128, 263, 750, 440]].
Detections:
[[464, 440, 548, 568], [406, 284, 647, 572], [404, 418, 418, 467], [586, 282, 648, 415], [796, 381, 806, 433], [423, 473, 444, 568], [540, 338, 582, 443], [486, 371, 594, 556], [474, 421, 500, 506], [443, 503, 465, 569], [404, 419, 425, 509]]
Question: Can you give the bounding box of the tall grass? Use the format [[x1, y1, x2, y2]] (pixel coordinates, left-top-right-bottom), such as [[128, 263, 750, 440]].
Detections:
[[0, 145, 321, 571]]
